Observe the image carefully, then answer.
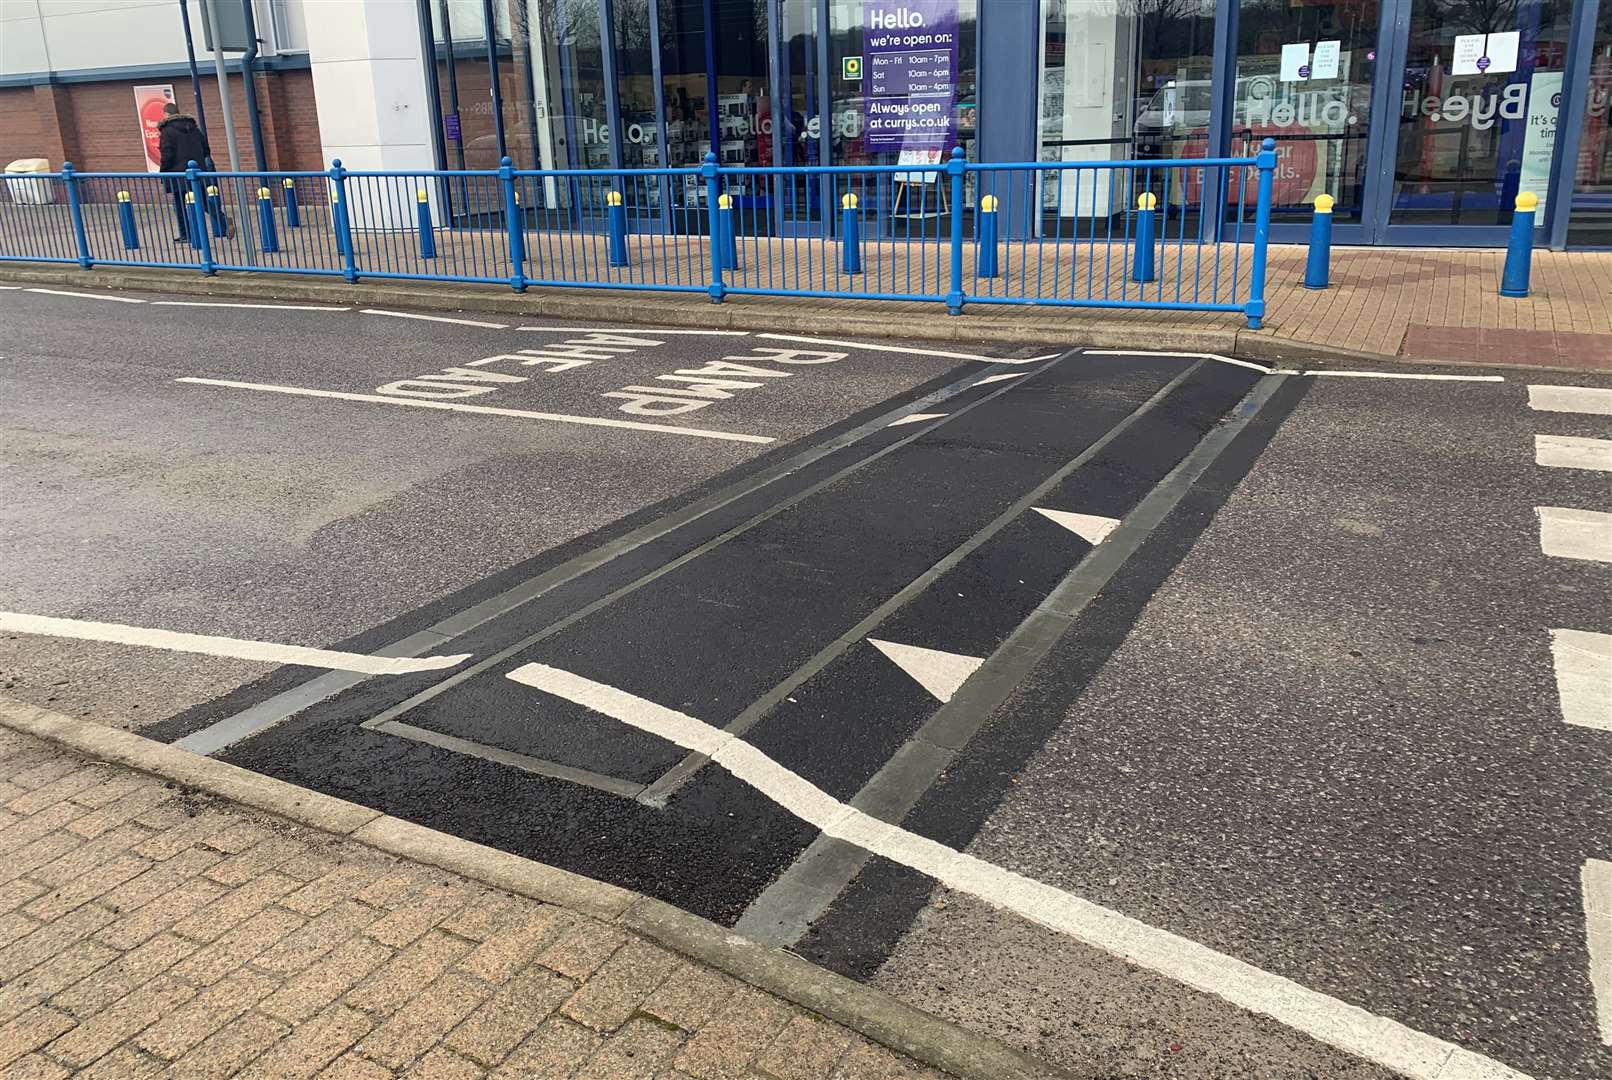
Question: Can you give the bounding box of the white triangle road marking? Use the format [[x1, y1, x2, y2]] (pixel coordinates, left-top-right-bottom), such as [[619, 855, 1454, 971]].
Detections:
[[867, 638, 985, 703], [888, 412, 947, 428], [1033, 507, 1121, 545], [973, 373, 1025, 386]]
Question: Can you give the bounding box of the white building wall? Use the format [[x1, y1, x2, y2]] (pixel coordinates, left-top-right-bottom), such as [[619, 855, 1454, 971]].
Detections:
[[0, 0, 302, 78]]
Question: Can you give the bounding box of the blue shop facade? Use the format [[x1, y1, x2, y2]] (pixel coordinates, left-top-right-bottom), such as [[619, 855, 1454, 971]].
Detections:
[[418, 0, 1611, 248]]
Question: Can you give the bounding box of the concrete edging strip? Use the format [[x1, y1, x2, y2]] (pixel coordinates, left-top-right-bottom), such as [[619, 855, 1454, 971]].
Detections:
[[0, 696, 1068, 1080]]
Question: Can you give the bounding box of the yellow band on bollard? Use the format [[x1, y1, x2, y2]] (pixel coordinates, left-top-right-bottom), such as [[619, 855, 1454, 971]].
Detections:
[[205, 185, 218, 197], [185, 192, 195, 203], [841, 193, 858, 210], [417, 189, 429, 203], [116, 191, 131, 203], [607, 190, 623, 206], [258, 187, 271, 200], [283, 177, 295, 188], [1137, 192, 1158, 211], [717, 193, 734, 209], [1515, 191, 1538, 212], [980, 194, 999, 212], [1314, 193, 1335, 213]]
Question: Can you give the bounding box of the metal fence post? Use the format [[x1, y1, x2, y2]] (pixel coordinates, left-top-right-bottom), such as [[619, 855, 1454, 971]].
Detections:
[[61, 162, 92, 269], [1499, 192, 1537, 298], [329, 160, 358, 283], [1244, 138, 1277, 330], [500, 156, 526, 292], [946, 147, 965, 315], [188, 160, 214, 274], [704, 152, 724, 304]]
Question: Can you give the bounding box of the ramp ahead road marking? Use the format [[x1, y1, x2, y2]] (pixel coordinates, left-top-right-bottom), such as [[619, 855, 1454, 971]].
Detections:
[[1033, 507, 1121, 545], [361, 308, 508, 329], [25, 287, 145, 304], [867, 639, 984, 704], [0, 611, 469, 676], [506, 661, 1532, 1080], [1529, 385, 1612, 416], [175, 377, 776, 444], [1551, 629, 1612, 733]]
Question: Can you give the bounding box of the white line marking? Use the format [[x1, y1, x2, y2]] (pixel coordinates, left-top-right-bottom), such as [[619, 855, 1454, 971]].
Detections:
[[24, 287, 145, 304], [152, 301, 349, 311], [887, 412, 946, 428], [1551, 629, 1612, 733], [518, 326, 749, 335], [1536, 507, 1612, 564], [1300, 370, 1505, 382], [0, 611, 469, 676], [1536, 435, 1612, 473], [0, 285, 23, 290], [1083, 349, 1274, 374], [1585, 859, 1612, 1046], [973, 373, 1026, 386], [506, 662, 1531, 1080], [1033, 507, 1121, 545], [867, 639, 984, 703], [361, 308, 508, 329], [1529, 384, 1612, 416], [176, 377, 775, 444], [756, 334, 1037, 365]]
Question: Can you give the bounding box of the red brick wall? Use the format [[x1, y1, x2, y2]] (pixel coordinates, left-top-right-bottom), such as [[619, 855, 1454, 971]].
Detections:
[[0, 69, 322, 174]]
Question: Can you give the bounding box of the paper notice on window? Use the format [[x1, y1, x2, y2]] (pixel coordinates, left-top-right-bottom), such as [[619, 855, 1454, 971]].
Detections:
[[1280, 42, 1311, 82], [1483, 31, 1519, 74], [1311, 41, 1341, 80], [1452, 33, 1486, 75]]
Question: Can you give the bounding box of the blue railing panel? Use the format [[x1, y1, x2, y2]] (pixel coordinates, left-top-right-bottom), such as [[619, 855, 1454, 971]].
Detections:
[[0, 143, 1278, 327]]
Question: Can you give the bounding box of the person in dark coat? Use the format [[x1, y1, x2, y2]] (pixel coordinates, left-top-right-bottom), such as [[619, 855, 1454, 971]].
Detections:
[[157, 102, 218, 242]]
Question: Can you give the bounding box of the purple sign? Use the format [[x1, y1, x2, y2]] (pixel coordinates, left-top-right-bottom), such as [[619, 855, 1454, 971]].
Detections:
[[1476, 55, 1491, 72], [863, 1, 958, 151], [444, 111, 462, 144], [1298, 64, 1311, 78]]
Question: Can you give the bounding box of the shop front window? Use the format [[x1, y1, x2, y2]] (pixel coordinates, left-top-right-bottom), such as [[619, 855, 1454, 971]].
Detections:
[[1233, 0, 1380, 224], [1391, 0, 1572, 226], [1568, 3, 1612, 246]]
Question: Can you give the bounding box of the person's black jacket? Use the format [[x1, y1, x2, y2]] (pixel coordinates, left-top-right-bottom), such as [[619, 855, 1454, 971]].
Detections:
[[157, 115, 210, 192]]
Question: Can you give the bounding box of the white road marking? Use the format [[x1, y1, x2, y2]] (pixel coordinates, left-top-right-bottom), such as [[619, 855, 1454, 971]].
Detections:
[[361, 308, 508, 329], [1536, 435, 1612, 473], [1529, 384, 1612, 416], [176, 377, 775, 444], [506, 662, 1532, 1080], [756, 334, 1038, 365], [152, 301, 349, 311], [1536, 507, 1612, 564], [0, 285, 23, 290], [1300, 370, 1505, 382], [1033, 507, 1121, 545], [519, 326, 749, 335], [866, 639, 985, 703], [0, 611, 469, 676], [1585, 859, 1612, 1046], [25, 287, 145, 304], [887, 412, 946, 428], [1551, 629, 1612, 733], [1083, 349, 1273, 374], [974, 373, 1026, 386]]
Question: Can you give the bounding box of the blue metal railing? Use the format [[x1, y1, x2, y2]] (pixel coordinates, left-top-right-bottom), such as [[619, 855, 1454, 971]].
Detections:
[[0, 140, 1279, 327]]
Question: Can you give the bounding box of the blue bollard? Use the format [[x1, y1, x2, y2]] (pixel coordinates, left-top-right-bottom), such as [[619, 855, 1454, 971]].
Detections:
[[1499, 191, 1538, 298], [1303, 193, 1333, 290], [282, 177, 301, 227], [116, 191, 140, 251], [416, 189, 436, 259], [1131, 192, 1157, 283], [840, 193, 861, 274], [186, 191, 204, 251], [976, 194, 999, 278], [257, 187, 279, 253], [717, 193, 737, 271], [205, 184, 226, 238], [606, 190, 629, 267]]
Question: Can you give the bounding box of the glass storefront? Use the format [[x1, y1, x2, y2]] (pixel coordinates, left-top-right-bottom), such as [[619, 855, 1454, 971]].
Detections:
[[420, 0, 1612, 248]]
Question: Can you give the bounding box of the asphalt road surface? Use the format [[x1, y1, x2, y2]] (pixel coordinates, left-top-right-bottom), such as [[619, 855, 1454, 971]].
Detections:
[[2, 281, 1609, 1080]]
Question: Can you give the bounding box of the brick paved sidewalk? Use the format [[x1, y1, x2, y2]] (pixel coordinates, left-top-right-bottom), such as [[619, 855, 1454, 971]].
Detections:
[[0, 729, 949, 1080]]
